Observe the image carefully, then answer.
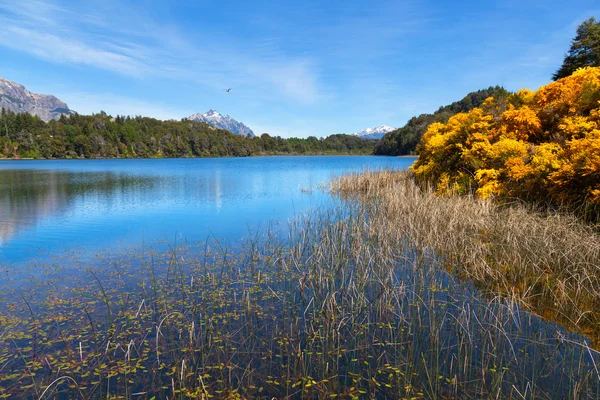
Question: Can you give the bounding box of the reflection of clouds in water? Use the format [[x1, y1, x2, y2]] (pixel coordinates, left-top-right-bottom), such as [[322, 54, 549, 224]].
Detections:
[[0, 157, 416, 264], [0, 170, 158, 246], [0, 222, 16, 247], [0, 172, 70, 246]]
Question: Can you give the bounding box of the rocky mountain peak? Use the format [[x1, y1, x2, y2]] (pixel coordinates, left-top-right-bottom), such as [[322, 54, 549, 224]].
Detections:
[[187, 109, 255, 137], [352, 125, 395, 140], [0, 77, 73, 122]]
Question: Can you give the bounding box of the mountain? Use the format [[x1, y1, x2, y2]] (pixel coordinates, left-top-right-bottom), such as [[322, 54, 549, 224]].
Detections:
[[187, 109, 255, 137], [352, 125, 395, 140], [0, 77, 73, 122]]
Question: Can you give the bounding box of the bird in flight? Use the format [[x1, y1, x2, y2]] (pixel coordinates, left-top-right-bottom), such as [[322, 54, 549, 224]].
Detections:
[[225, 88, 232, 92]]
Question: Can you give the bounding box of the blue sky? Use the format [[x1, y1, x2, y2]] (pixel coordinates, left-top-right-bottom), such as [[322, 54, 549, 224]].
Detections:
[[0, 0, 598, 138]]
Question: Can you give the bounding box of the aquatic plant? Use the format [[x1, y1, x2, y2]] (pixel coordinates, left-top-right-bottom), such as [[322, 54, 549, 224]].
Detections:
[[0, 172, 599, 398], [332, 169, 600, 349]]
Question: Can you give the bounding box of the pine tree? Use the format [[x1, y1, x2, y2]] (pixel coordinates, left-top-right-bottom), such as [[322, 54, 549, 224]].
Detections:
[[553, 17, 600, 80]]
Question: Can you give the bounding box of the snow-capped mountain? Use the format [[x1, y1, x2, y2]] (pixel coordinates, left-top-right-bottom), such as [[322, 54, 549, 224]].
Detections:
[[352, 125, 395, 140], [0, 76, 73, 122], [187, 109, 255, 137]]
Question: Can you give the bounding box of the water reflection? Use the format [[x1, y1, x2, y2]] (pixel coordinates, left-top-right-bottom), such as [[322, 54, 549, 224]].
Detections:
[[0, 157, 415, 264], [0, 170, 159, 247]]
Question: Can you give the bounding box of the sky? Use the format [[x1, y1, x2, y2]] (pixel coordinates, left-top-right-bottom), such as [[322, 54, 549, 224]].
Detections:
[[0, 0, 598, 138]]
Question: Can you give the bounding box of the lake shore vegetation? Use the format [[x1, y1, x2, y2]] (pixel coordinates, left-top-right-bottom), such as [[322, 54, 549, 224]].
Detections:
[[1, 167, 599, 398], [0, 110, 375, 159], [332, 169, 600, 347], [413, 66, 600, 221]]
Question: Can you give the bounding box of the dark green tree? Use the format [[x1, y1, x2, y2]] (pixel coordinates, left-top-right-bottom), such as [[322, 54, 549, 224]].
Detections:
[[0, 108, 375, 159], [553, 17, 600, 80]]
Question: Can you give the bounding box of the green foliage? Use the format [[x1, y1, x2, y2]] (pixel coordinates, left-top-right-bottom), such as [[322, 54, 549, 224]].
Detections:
[[0, 109, 375, 159], [374, 86, 509, 156], [553, 17, 600, 80]]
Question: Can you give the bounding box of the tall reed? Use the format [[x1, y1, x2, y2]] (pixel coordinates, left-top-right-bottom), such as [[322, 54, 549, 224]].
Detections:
[[0, 169, 598, 398], [331, 169, 600, 346]]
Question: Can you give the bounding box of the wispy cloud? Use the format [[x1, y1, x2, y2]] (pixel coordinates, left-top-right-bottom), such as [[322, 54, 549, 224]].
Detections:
[[0, 0, 158, 77], [0, 25, 149, 76], [0, 0, 65, 25], [0, 0, 323, 104], [250, 60, 320, 104]]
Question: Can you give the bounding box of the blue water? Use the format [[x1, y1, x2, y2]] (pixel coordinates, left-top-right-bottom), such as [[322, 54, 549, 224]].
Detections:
[[0, 156, 415, 264]]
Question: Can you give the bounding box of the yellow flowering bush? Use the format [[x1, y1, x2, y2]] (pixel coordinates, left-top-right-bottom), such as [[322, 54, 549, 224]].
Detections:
[[413, 67, 600, 214]]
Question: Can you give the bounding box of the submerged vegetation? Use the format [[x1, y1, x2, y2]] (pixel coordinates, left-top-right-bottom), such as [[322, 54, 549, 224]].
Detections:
[[1, 169, 600, 399], [0, 109, 374, 159]]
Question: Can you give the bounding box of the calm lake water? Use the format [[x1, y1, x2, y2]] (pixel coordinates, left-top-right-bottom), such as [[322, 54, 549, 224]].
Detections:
[[2, 156, 599, 399], [0, 156, 415, 265]]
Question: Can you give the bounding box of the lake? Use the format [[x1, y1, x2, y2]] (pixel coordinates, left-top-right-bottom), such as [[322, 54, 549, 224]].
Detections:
[[1, 155, 599, 399], [0, 156, 415, 265]]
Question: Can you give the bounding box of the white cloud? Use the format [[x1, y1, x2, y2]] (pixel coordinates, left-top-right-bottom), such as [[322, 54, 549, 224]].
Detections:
[[0, 0, 323, 105], [0, 25, 148, 76], [267, 61, 320, 104], [0, 0, 65, 25]]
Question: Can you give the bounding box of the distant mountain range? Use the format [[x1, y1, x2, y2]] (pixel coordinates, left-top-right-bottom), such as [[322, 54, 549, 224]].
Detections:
[[0, 76, 394, 142], [352, 125, 395, 140], [0, 77, 73, 122], [187, 109, 255, 137]]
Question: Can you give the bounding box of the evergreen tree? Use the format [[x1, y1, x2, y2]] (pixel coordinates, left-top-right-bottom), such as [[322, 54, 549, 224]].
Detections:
[[553, 17, 600, 80], [0, 108, 376, 159]]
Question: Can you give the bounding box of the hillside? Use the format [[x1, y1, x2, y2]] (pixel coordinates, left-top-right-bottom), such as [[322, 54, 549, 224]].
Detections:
[[374, 86, 509, 155]]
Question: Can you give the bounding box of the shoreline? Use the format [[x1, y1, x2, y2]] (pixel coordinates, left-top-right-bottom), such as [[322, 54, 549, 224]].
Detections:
[[0, 154, 416, 161], [332, 169, 600, 347]]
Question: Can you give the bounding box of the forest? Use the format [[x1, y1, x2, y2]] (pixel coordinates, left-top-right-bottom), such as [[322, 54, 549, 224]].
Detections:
[[0, 110, 375, 159]]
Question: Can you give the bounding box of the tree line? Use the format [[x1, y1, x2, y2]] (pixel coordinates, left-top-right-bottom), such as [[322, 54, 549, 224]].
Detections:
[[0, 110, 375, 159]]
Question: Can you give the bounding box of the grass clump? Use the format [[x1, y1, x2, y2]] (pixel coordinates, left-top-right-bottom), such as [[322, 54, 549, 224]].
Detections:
[[331, 169, 600, 347]]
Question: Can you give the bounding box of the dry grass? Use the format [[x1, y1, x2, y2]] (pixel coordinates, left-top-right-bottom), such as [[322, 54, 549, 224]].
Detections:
[[331, 169, 600, 345]]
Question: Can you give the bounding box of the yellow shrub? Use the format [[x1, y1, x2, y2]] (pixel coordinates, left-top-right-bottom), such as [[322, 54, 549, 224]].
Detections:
[[500, 106, 542, 141], [413, 67, 600, 215]]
